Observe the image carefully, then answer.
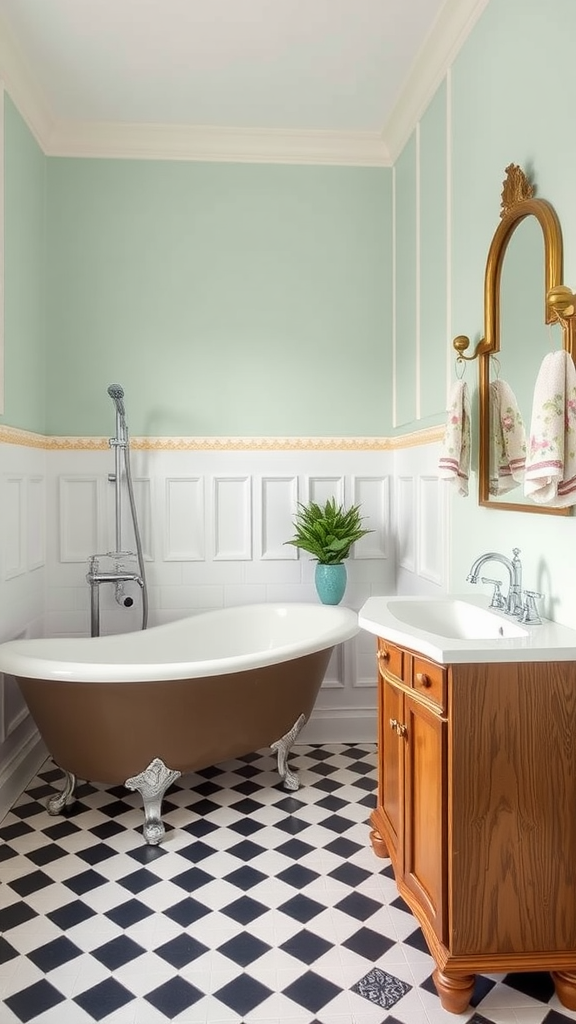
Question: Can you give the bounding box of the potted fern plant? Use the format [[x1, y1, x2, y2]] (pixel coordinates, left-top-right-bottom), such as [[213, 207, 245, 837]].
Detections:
[[285, 497, 372, 604]]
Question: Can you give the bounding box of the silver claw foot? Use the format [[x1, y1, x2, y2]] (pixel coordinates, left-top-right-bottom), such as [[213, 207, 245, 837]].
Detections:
[[125, 757, 181, 845], [271, 713, 306, 791], [47, 768, 76, 815]]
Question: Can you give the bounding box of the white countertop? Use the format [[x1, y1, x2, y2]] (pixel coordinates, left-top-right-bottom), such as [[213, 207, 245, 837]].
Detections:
[[358, 594, 576, 664]]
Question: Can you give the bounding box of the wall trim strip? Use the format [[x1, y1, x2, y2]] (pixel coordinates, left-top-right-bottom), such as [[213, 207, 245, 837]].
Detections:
[[0, 425, 444, 451]]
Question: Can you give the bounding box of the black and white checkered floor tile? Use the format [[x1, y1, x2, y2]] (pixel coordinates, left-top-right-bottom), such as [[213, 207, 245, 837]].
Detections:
[[1, 744, 576, 1024]]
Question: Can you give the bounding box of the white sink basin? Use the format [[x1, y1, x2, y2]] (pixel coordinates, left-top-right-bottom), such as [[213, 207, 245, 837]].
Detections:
[[386, 598, 528, 641], [358, 594, 576, 664]]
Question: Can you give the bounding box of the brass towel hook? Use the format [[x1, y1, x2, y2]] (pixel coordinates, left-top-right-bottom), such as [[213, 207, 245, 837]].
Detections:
[[452, 334, 488, 362]]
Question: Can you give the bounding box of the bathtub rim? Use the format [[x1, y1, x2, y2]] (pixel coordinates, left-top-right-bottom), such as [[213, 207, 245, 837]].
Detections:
[[0, 601, 359, 683]]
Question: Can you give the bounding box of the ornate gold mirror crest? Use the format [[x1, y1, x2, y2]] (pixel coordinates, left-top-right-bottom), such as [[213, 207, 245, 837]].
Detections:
[[453, 163, 576, 515]]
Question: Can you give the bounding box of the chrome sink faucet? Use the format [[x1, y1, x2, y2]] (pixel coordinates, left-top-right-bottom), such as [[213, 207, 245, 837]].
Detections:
[[466, 548, 523, 616]]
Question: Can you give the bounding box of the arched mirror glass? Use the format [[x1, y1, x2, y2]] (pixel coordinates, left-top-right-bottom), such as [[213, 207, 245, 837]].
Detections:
[[454, 164, 576, 515]]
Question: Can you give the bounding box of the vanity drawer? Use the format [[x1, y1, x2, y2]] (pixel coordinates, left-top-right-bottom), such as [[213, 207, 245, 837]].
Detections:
[[377, 638, 404, 682], [411, 655, 446, 709]]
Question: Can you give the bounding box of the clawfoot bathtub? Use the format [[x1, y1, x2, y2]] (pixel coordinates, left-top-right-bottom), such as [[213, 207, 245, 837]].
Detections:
[[0, 603, 358, 843]]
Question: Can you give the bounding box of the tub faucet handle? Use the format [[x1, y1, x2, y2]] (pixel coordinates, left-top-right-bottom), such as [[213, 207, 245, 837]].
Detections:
[[480, 577, 507, 610]]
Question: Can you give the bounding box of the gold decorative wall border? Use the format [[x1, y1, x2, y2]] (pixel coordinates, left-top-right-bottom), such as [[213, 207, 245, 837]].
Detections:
[[0, 424, 443, 452], [0, 425, 53, 448]]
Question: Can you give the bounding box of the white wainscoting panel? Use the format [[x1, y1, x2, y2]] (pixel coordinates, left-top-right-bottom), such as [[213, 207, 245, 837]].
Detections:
[[2, 475, 26, 580], [418, 474, 446, 585], [353, 475, 390, 559], [259, 476, 298, 560], [107, 476, 153, 561], [165, 477, 205, 560], [0, 440, 453, 785], [59, 476, 101, 561], [1, 672, 28, 743], [0, 444, 49, 821], [352, 626, 380, 688], [212, 476, 252, 560], [393, 441, 446, 595], [307, 476, 345, 505], [27, 476, 46, 571], [396, 475, 415, 572], [319, 643, 345, 689]]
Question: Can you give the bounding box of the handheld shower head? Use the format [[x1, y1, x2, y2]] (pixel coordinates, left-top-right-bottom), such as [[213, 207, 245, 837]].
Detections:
[[107, 384, 126, 419]]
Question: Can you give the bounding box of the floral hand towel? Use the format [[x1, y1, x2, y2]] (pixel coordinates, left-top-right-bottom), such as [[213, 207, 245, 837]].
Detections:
[[489, 379, 526, 495], [524, 349, 576, 506], [438, 380, 471, 497]]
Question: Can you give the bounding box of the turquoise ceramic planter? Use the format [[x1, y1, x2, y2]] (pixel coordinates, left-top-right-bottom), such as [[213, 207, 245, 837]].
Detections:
[[315, 563, 347, 605]]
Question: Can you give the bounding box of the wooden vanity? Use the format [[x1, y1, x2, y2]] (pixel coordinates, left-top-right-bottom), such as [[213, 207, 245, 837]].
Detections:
[[370, 634, 576, 1014]]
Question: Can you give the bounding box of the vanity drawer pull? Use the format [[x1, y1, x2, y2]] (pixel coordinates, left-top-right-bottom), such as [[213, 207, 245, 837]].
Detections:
[[412, 657, 446, 708], [377, 640, 404, 681]]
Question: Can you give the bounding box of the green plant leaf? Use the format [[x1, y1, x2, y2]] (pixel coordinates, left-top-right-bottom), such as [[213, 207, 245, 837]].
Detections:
[[284, 497, 373, 564]]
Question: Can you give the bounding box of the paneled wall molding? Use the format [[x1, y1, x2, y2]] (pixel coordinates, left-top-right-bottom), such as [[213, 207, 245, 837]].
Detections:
[[302, 707, 377, 744], [213, 476, 252, 560], [2, 675, 28, 742], [259, 476, 298, 560], [0, 425, 444, 451], [384, 0, 490, 162], [165, 477, 205, 561], [58, 476, 102, 562], [0, 728, 47, 823], [2, 475, 26, 580]]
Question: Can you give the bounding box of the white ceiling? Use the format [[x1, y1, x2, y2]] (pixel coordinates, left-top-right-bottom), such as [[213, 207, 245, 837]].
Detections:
[[0, 0, 488, 163]]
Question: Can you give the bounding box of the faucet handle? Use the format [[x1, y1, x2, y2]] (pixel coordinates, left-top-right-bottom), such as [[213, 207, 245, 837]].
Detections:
[[519, 590, 543, 625], [480, 577, 507, 610]]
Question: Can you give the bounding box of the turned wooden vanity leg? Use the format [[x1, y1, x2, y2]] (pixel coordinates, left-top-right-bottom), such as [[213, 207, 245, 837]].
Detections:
[[369, 813, 390, 857], [369, 827, 389, 857], [432, 968, 475, 1014], [551, 971, 576, 1010]]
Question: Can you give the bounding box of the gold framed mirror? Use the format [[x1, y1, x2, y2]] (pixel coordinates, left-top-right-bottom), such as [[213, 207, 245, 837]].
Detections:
[[454, 164, 576, 515]]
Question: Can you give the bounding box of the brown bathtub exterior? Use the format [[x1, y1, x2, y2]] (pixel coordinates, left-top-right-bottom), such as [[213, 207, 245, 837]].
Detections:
[[15, 647, 332, 785]]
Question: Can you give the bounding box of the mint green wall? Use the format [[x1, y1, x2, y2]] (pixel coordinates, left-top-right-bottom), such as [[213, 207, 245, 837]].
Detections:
[[394, 136, 417, 427], [439, 0, 576, 621], [419, 83, 447, 422], [4, 0, 576, 441], [392, 0, 576, 439], [45, 160, 391, 437], [1, 96, 46, 433]]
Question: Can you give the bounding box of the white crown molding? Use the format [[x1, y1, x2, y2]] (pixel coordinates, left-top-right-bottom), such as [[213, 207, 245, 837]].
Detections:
[[0, 14, 55, 148], [0, 0, 489, 165], [384, 0, 491, 163], [45, 120, 391, 166]]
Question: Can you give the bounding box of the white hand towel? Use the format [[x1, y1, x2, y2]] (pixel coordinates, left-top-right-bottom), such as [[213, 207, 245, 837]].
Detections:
[[524, 350, 576, 506], [489, 380, 526, 495], [438, 380, 471, 497]]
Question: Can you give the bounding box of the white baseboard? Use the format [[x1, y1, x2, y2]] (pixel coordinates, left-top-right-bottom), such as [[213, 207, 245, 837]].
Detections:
[[301, 709, 377, 745], [0, 730, 48, 822]]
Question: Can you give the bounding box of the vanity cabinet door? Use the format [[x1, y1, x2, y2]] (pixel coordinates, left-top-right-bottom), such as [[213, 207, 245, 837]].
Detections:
[[402, 691, 447, 943], [372, 638, 448, 943], [378, 672, 404, 865]]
